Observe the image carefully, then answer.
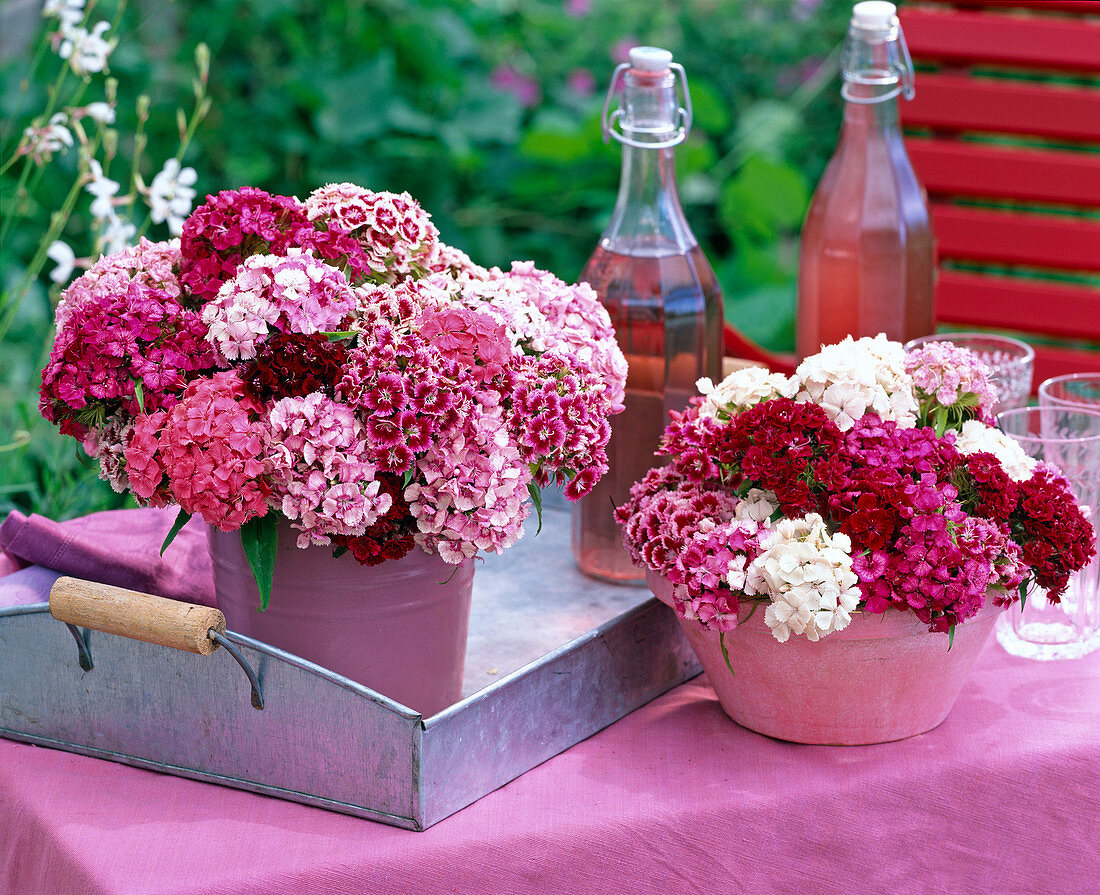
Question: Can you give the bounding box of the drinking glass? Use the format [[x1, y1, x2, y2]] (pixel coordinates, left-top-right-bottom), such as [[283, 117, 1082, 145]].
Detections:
[[1039, 373, 1100, 413], [994, 406, 1100, 660], [905, 332, 1034, 414]]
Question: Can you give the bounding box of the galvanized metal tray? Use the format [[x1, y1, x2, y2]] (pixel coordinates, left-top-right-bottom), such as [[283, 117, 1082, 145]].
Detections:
[[0, 506, 700, 830]]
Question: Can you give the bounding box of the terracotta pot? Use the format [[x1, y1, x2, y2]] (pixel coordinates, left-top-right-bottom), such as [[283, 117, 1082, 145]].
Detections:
[[209, 524, 474, 716], [647, 572, 1001, 745]]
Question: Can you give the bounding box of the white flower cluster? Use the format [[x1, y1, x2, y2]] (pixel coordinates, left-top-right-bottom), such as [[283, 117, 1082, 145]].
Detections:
[[746, 514, 862, 642], [44, 1, 114, 76], [795, 334, 918, 431], [696, 366, 798, 420], [953, 420, 1038, 482], [36, 0, 198, 283]]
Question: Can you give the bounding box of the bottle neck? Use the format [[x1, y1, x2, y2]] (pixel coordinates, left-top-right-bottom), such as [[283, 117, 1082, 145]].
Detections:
[[602, 72, 696, 255], [840, 81, 902, 132]]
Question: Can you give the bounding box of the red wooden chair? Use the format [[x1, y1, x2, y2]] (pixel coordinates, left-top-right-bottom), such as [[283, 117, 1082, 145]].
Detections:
[[898, 0, 1100, 387], [724, 0, 1100, 387]]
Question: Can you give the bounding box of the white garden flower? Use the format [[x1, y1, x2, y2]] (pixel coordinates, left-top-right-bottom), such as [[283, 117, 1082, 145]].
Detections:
[[147, 159, 198, 236], [954, 420, 1038, 482], [82, 102, 115, 125], [43, 0, 85, 30], [746, 514, 862, 642], [697, 366, 798, 419], [796, 334, 918, 431], [58, 21, 113, 76], [22, 113, 73, 164], [85, 159, 120, 220], [98, 213, 136, 255], [46, 240, 76, 284]]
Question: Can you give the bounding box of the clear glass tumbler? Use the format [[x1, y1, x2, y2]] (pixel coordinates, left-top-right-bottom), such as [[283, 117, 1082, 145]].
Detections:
[[994, 406, 1100, 660], [1039, 372, 1100, 412], [905, 332, 1034, 414]]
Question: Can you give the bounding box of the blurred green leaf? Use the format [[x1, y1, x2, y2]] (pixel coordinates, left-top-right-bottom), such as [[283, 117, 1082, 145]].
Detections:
[[687, 77, 731, 135], [314, 57, 395, 145], [519, 128, 590, 164], [734, 99, 802, 162], [719, 156, 809, 240], [723, 281, 797, 354]]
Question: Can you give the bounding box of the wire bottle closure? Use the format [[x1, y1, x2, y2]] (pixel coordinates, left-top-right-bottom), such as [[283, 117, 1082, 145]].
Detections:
[[840, 11, 916, 105], [601, 61, 693, 149]]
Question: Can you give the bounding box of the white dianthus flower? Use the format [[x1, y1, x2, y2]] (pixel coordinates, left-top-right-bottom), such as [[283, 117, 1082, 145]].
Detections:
[[85, 159, 119, 221], [746, 513, 861, 642], [82, 101, 116, 126], [22, 112, 73, 164], [696, 366, 798, 419], [43, 0, 85, 29], [734, 488, 778, 523], [795, 334, 918, 431], [954, 420, 1038, 482], [99, 213, 136, 255]]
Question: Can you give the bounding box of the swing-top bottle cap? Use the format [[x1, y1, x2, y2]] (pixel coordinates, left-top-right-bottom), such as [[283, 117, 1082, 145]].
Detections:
[[851, 1, 897, 30], [628, 46, 673, 73]]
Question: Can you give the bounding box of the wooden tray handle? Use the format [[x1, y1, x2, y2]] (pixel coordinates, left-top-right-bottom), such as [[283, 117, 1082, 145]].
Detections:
[[49, 577, 225, 656]]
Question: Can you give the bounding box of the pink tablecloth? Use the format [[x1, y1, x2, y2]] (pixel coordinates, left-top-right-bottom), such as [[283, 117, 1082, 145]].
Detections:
[[3, 509, 1100, 895]]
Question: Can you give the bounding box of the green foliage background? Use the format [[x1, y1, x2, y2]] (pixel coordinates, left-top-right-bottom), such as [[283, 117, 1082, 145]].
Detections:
[[1, 0, 853, 520]]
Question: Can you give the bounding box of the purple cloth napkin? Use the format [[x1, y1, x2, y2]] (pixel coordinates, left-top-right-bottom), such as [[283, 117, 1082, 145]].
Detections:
[[0, 508, 215, 607]]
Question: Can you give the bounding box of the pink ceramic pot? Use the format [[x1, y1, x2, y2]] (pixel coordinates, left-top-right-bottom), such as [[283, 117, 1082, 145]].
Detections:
[[209, 524, 474, 716], [648, 572, 1001, 745]]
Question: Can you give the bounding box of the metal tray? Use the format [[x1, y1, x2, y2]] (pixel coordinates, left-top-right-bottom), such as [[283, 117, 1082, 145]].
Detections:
[[0, 506, 700, 830]]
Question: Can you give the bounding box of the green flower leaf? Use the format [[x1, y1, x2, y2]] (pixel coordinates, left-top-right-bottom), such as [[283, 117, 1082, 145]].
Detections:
[[719, 630, 736, 678], [159, 508, 192, 556], [527, 481, 543, 535], [240, 513, 278, 612]]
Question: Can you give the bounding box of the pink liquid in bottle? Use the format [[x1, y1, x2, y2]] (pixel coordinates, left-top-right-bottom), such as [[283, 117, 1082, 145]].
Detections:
[[796, 4, 934, 359], [572, 242, 722, 583]]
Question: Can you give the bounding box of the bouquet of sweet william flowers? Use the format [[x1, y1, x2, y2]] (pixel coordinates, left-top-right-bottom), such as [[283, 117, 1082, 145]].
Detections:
[[40, 183, 627, 603], [618, 335, 1094, 643]]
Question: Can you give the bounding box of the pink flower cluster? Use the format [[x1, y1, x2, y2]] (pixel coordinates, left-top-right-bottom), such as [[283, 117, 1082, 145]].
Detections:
[[906, 340, 996, 429], [617, 340, 1094, 640], [304, 184, 439, 281], [202, 251, 357, 362], [42, 182, 627, 569], [124, 372, 269, 531], [40, 238, 214, 439], [179, 186, 369, 303], [267, 393, 391, 547], [406, 401, 531, 563]]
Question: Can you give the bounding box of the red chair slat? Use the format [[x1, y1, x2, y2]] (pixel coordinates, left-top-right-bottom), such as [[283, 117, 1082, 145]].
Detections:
[[908, 1, 1100, 13], [1033, 344, 1100, 385], [902, 9, 1100, 72], [903, 74, 1100, 142], [931, 204, 1100, 272], [934, 271, 1100, 340], [906, 140, 1100, 207]]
